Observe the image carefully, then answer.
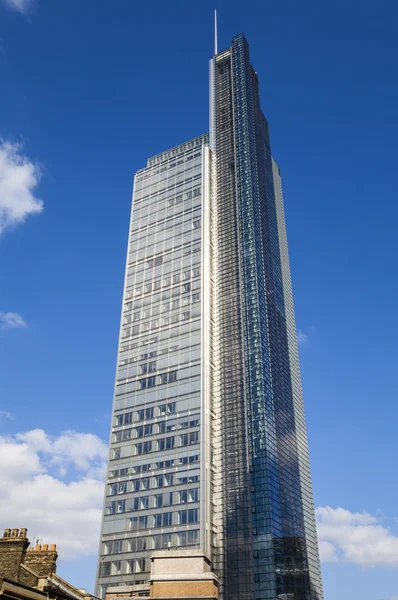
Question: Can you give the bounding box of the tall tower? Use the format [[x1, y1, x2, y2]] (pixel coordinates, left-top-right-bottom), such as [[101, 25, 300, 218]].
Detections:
[[96, 34, 323, 600]]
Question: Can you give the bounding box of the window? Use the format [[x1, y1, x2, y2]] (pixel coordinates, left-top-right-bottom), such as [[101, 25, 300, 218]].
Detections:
[[178, 510, 187, 524], [179, 490, 188, 504], [136, 407, 154, 422], [154, 475, 163, 488], [189, 488, 199, 503], [158, 402, 176, 416], [183, 283, 191, 293], [129, 516, 148, 531], [139, 376, 156, 390], [147, 256, 163, 269], [140, 496, 149, 510], [140, 361, 156, 374], [144, 424, 153, 436], [188, 530, 199, 545], [108, 484, 117, 496], [188, 508, 199, 523], [154, 494, 162, 508], [141, 477, 151, 490], [166, 436, 175, 450], [192, 219, 201, 229], [112, 447, 121, 460], [167, 402, 177, 414], [113, 540, 123, 554], [101, 562, 111, 576], [189, 431, 199, 445], [163, 512, 173, 527], [118, 482, 127, 494], [164, 474, 174, 486], [103, 541, 112, 555], [123, 429, 132, 441]]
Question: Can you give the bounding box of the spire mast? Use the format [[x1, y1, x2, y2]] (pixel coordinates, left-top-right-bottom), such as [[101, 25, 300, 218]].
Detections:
[[214, 9, 218, 55]]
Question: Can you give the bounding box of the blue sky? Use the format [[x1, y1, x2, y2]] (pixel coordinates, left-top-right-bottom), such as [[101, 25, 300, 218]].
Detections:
[[0, 0, 398, 598]]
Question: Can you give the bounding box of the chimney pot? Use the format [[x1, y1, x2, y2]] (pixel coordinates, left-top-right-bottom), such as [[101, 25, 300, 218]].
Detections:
[[29, 547, 34, 551], [36, 544, 42, 551], [50, 544, 56, 551], [11, 529, 19, 538], [19, 528, 27, 538], [3, 529, 11, 538], [42, 544, 48, 551]]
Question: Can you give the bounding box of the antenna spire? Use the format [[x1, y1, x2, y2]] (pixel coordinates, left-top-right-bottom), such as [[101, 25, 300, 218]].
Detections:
[[214, 9, 218, 55]]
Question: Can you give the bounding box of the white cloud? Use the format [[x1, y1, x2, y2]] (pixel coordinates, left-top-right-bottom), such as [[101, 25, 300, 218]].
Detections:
[[0, 312, 27, 329], [0, 410, 14, 422], [0, 140, 43, 234], [1, 0, 33, 14], [297, 329, 309, 345], [0, 429, 108, 560], [316, 506, 398, 568]]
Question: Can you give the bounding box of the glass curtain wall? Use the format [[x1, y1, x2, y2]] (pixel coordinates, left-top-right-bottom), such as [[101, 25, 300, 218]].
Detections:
[[211, 34, 323, 600], [96, 135, 212, 597]]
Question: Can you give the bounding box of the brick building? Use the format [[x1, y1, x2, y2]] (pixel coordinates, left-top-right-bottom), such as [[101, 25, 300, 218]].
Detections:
[[0, 528, 98, 600]]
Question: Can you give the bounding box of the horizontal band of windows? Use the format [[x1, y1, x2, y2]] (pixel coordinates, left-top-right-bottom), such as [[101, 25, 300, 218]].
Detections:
[[108, 453, 199, 479], [106, 474, 200, 498], [136, 163, 199, 193], [127, 241, 202, 276], [122, 294, 199, 324], [118, 341, 200, 368], [120, 313, 199, 344], [128, 224, 202, 261], [105, 502, 200, 525], [117, 369, 177, 389], [106, 487, 199, 508], [133, 187, 201, 219], [112, 418, 200, 442], [124, 269, 200, 303], [134, 173, 201, 203], [131, 195, 200, 231], [101, 528, 200, 559], [99, 530, 199, 575], [110, 431, 199, 460], [130, 200, 201, 236], [129, 214, 202, 255]]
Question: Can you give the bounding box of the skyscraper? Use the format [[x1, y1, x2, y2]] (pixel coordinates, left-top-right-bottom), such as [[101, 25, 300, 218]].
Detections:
[[96, 33, 323, 600]]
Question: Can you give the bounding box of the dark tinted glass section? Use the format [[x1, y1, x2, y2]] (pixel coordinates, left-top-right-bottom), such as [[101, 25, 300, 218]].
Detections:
[[213, 34, 323, 600]]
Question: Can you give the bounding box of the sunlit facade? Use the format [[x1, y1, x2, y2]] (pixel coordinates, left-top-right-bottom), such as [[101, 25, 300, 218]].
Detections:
[[97, 33, 323, 600]]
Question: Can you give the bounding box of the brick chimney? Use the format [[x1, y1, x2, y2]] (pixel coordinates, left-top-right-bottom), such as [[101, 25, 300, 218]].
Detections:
[[24, 543, 58, 577], [0, 527, 30, 582]]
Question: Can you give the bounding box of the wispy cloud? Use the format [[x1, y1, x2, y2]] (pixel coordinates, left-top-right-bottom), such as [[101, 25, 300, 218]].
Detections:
[[0, 311, 27, 329], [0, 140, 43, 234], [1, 0, 34, 14], [297, 329, 309, 345], [0, 429, 107, 559], [0, 411, 14, 422], [316, 506, 398, 568]]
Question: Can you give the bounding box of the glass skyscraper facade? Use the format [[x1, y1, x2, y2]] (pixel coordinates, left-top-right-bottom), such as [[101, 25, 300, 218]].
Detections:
[[97, 34, 323, 600]]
